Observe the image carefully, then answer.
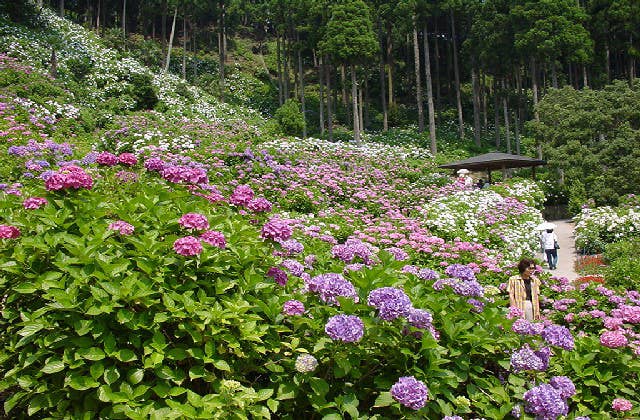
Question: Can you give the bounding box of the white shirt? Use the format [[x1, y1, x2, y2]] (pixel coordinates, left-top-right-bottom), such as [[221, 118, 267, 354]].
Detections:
[[541, 231, 558, 250]]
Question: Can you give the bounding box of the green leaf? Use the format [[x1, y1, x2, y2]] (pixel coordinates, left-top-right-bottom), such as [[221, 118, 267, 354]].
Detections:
[[116, 349, 137, 362], [18, 321, 46, 337], [277, 383, 295, 400], [127, 369, 144, 385], [267, 398, 279, 413], [310, 378, 330, 397], [4, 391, 26, 414], [67, 373, 99, 390], [373, 392, 394, 407], [41, 359, 65, 374], [212, 359, 231, 371], [90, 362, 105, 380], [256, 388, 274, 401], [77, 347, 106, 361], [104, 366, 121, 385]]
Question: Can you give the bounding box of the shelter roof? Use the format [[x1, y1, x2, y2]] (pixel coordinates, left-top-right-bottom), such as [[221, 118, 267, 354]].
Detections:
[[438, 152, 546, 172]]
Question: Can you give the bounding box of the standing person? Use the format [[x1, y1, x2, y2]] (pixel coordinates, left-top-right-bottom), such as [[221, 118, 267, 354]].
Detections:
[[540, 228, 559, 270], [507, 258, 541, 321]]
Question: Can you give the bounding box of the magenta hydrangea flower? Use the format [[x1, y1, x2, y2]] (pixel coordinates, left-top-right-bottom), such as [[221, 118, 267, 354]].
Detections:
[[229, 185, 254, 206], [200, 230, 226, 249], [96, 151, 118, 166], [325, 315, 364, 342], [390, 376, 429, 410], [0, 225, 21, 239], [117, 153, 138, 166], [23, 197, 48, 209], [173, 236, 203, 256], [144, 157, 165, 172], [282, 300, 305, 316], [178, 213, 210, 230], [612, 398, 633, 412], [600, 330, 628, 348], [108, 220, 134, 236], [267, 267, 288, 286], [45, 166, 93, 191], [247, 197, 272, 212], [261, 219, 293, 241]]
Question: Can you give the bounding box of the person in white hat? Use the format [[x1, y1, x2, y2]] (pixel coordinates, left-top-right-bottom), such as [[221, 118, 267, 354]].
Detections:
[[540, 228, 559, 269]]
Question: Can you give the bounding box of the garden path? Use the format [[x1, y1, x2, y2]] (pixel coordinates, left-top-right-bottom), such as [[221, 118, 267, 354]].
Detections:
[[537, 219, 578, 281]]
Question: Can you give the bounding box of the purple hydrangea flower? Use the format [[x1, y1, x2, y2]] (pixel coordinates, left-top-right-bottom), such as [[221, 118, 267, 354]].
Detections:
[[417, 268, 440, 280], [308, 273, 359, 305], [541, 324, 575, 350], [325, 315, 364, 342], [549, 376, 576, 399], [367, 287, 412, 321], [390, 376, 429, 410], [444, 263, 476, 281], [510, 344, 550, 372], [282, 300, 305, 316], [407, 308, 433, 329], [282, 259, 305, 277], [523, 384, 568, 419]]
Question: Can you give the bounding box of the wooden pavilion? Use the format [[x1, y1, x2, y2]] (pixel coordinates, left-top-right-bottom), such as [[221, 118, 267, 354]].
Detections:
[[438, 152, 546, 183]]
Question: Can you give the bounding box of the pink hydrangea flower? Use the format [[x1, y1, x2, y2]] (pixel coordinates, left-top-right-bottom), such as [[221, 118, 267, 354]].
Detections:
[[173, 236, 203, 256], [261, 219, 293, 241], [247, 197, 272, 212], [45, 166, 93, 191], [23, 197, 48, 209], [0, 225, 21, 239], [178, 213, 209, 230], [108, 221, 134, 236], [200, 230, 226, 249], [612, 398, 633, 412], [282, 300, 305, 316], [117, 153, 138, 166], [229, 185, 254, 206], [600, 330, 628, 348], [96, 151, 118, 166]]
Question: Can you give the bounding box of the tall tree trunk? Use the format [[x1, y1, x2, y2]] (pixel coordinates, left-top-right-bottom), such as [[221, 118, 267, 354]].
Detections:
[[434, 19, 441, 109], [551, 61, 558, 88], [326, 63, 333, 141], [378, 21, 388, 131], [359, 83, 364, 133], [50, 48, 58, 78], [481, 71, 487, 128], [297, 38, 307, 139], [122, 0, 126, 40], [341, 64, 350, 125], [502, 79, 511, 154], [450, 9, 464, 139], [96, 0, 101, 33], [515, 65, 523, 154], [283, 36, 290, 101], [423, 23, 437, 154], [514, 111, 521, 155], [161, 0, 167, 67], [413, 14, 424, 132], [364, 78, 370, 129], [218, 2, 226, 102], [530, 57, 542, 158], [494, 79, 500, 148], [277, 35, 283, 105], [318, 56, 325, 136], [164, 7, 178, 74], [629, 34, 635, 87], [471, 63, 481, 147], [182, 14, 187, 79], [351, 64, 360, 143], [582, 65, 588, 88], [605, 41, 611, 82], [59, 0, 64, 17], [386, 23, 394, 106]]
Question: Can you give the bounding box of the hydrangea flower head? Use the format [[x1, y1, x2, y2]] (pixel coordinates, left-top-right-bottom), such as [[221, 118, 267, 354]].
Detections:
[[549, 376, 575, 399], [523, 383, 568, 419], [308, 273, 358, 305], [108, 220, 134, 236], [325, 315, 364, 342], [200, 230, 226, 249], [230, 185, 254, 206], [247, 197, 272, 212], [390, 376, 429, 410], [0, 225, 21, 239], [541, 324, 575, 350], [261, 219, 293, 241], [600, 330, 628, 348], [367, 287, 412, 321], [283, 300, 305, 316], [179, 213, 209, 230], [96, 151, 118, 166], [117, 153, 138, 166], [612, 398, 633, 412], [294, 354, 318, 373], [173, 236, 203, 256], [23, 197, 48, 209]]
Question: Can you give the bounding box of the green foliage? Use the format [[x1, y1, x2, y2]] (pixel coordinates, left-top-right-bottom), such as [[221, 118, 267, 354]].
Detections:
[[602, 239, 640, 290], [128, 73, 159, 111], [274, 99, 305, 136], [66, 56, 94, 82], [567, 179, 587, 216]]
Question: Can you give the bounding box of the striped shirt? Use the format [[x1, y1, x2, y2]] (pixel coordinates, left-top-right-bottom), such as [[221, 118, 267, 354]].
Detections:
[[507, 274, 541, 320]]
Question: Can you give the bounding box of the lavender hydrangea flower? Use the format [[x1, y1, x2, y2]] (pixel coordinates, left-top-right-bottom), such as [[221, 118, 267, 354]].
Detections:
[[417, 268, 439, 280], [308, 273, 359, 305], [510, 344, 549, 372], [451, 279, 484, 298], [325, 315, 364, 342], [523, 384, 568, 419], [282, 300, 305, 316], [444, 263, 476, 281], [541, 324, 575, 350], [390, 376, 429, 410], [549, 376, 576, 399], [407, 308, 433, 329], [282, 259, 305, 277], [367, 287, 412, 321]]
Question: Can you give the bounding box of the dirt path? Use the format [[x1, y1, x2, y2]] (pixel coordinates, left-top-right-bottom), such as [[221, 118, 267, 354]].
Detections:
[[537, 219, 578, 281]]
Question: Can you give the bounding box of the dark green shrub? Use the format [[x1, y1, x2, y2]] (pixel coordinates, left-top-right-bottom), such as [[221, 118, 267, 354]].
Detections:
[[282, 191, 318, 214], [128, 73, 158, 111], [274, 99, 305, 136], [66, 56, 94, 82], [603, 239, 640, 290]]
